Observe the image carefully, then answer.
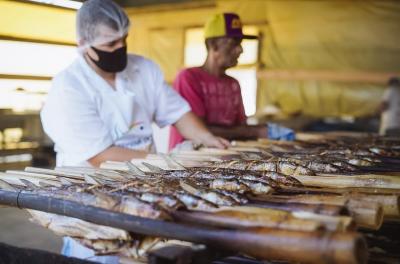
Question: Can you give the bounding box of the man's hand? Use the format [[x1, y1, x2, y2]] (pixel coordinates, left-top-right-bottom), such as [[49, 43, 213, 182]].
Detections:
[[200, 133, 230, 149], [175, 112, 230, 149], [88, 146, 148, 167], [379, 101, 389, 113]]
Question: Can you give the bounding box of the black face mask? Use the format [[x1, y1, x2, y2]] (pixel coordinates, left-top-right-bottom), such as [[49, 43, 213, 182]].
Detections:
[[88, 46, 127, 73]]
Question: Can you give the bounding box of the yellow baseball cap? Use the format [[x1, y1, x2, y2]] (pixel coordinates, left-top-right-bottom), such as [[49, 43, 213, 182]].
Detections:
[[204, 13, 258, 39]]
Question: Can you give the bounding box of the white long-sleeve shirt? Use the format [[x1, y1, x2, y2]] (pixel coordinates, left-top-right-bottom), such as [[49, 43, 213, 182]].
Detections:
[[41, 54, 190, 166], [380, 85, 400, 135]]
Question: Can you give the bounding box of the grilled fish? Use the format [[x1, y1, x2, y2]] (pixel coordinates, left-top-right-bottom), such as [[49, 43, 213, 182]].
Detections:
[[180, 180, 237, 206], [210, 160, 315, 176], [137, 192, 186, 210], [216, 190, 249, 204], [261, 171, 303, 187], [210, 178, 250, 193], [31, 186, 169, 220], [238, 179, 273, 194], [174, 192, 218, 211]]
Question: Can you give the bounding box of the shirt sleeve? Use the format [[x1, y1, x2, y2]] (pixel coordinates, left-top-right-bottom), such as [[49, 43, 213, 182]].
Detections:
[[382, 89, 390, 102], [174, 69, 206, 118], [40, 76, 113, 164], [150, 61, 191, 128], [236, 81, 247, 125]]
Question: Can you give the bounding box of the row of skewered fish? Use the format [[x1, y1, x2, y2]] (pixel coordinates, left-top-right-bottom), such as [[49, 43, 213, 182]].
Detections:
[[0, 158, 398, 263], [0, 133, 399, 263]]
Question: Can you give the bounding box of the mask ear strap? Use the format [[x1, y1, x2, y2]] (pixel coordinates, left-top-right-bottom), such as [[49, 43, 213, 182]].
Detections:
[[86, 47, 99, 62]]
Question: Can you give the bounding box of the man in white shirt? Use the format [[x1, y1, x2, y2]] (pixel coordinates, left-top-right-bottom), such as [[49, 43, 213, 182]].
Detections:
[[379, 77, 400, 136], [40, 0, 228, 262], [41, 0, 229, 168]]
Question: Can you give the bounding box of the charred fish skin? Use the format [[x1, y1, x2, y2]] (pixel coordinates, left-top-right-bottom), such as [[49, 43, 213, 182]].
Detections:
[[118, 196, 170, 220], [179, 180, 237, 206], [239, 174, 279, 189], [348, 158, 373, 167], [238, 179, 273, 195], [261, 171, 303, 187], [174, 192, 218, 211], [369, 147, 400, 157], [31, 186, 169, 220], [209, 159, 317, 176], [31, 188, 120, 211], [276, 161, 314, 176], [275, 157, 341, 174], [249, 160, 314, 176], [209, 178, 250, 193], [243, 160, 274, 171], [304, 161, 339, 173], [329, 160, 358, 171], [215, 190, 249, 204], [137, 192, 186, 211]]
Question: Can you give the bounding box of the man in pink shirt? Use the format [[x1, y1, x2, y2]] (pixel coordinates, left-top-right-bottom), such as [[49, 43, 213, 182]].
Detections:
[[169, 13, 294, 150]]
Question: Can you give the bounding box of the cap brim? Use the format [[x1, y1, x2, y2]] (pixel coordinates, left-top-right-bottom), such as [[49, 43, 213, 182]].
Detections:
[[241, 34, 258, 39], [230, 34, 258, 40]]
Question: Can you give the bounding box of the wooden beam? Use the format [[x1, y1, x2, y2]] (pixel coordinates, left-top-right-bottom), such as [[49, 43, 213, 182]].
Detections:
[[257, 70, 400, 84], [0, 35, 76, 46], [0, 74, 52, 81]]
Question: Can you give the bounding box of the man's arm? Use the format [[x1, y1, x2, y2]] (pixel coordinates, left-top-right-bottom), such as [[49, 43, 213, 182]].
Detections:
[[174, 112, 230, 149], [208, 125, 267, 140], [88, 146, 147, 167]]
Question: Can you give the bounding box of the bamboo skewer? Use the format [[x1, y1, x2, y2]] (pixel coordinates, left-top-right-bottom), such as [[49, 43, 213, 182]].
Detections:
[[292, 175, 400, 189], [279, 185, 400, 196], [6, 170, 84, 184], [270, 192, 399, 219], [351, 193, 400, 218], [25, 167, 85, 180], [0, 172, 62, 187], [217, 206, 355, 232], [252, 194, 384, 229], [249, 199, 348, 216], [174, 210, 324, 232]]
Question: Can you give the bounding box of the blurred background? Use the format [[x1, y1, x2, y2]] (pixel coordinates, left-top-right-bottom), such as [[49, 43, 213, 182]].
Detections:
[[0, 0, 399, 170]]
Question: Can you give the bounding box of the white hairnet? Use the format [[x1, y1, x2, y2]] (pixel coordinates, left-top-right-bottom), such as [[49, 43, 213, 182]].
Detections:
[[76, 0, 130, 50]]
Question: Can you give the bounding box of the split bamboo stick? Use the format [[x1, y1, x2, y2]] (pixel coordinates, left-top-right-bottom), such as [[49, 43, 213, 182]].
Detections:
[[268, 192, 399, 219], [0, 190, 368, 264], [173, 210, 324, 232], [253, 194, 383, 229], [218, 206, 355, 232], [0, 172, 62, 187], [292, 175, 400, 189]]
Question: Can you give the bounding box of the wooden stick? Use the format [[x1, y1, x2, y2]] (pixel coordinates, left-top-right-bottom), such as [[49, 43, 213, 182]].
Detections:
[[351, 193, 400, 218], [248, 197, 348, 216], [279, 185, 400, 195], [6, 170, 83, 184], [225, 205, 354, 232], [25, 167, 84, 180], [227, 146, 263, 153], [269, 192, 399, 219], [347, 198, 384, 230], [258, 194, 383, 230], [198, 148, 240, 155], [292, 175, 400, 189], [0, 172, 61, 187], [173, 210, 324, 232], [0, 190, 368, 264]]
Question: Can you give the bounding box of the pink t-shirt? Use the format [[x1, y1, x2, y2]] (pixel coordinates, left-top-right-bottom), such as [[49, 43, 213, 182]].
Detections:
[[169, 67, 246, 150]]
